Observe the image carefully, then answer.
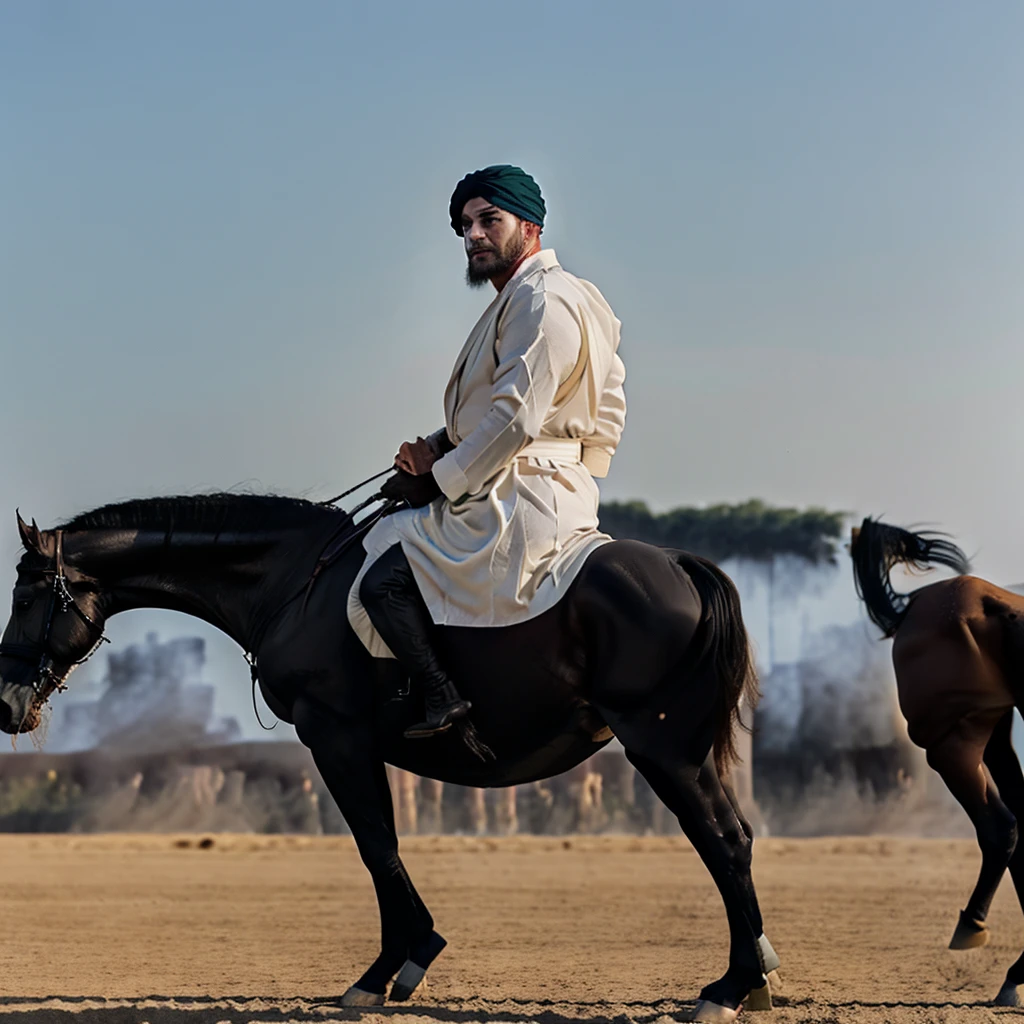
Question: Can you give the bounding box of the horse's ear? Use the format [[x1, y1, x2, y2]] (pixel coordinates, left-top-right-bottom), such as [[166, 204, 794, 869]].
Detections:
[[36, 524, 57, 558], [15, 512, 54, 558], [16, 510, 42, 553]]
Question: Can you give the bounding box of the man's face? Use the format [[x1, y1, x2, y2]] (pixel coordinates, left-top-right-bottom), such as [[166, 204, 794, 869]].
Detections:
[[461, 197, 532, 287]]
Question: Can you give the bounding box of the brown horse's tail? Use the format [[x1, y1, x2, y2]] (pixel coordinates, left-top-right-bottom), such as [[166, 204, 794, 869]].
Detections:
[[678, 553, 759, 777], [850, 517, 972, 639]]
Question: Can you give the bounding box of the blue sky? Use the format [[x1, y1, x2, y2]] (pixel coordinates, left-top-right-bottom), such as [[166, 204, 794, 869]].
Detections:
[[3, 2, 1022, 736]]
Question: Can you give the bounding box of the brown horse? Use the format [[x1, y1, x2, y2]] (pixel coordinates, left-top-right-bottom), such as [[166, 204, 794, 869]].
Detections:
[[850, 517, 1024, 1007]]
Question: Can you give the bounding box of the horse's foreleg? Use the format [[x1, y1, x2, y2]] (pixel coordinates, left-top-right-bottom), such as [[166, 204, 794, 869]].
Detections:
[[293, 696, 444, 1005]]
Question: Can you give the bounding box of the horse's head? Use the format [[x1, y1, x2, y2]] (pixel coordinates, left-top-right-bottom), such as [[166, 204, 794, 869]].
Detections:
[[0, 513, 109, 734]]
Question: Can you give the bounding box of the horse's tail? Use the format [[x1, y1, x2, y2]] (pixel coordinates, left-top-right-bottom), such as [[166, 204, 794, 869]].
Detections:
[[850, 516, 972, 639], [678, 553, 759, 777]]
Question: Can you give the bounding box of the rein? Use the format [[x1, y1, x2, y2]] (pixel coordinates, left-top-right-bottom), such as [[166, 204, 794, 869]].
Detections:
[[244, 470, 401, 729], [318, 467, 392, 508], [0, 530, 110, 698]]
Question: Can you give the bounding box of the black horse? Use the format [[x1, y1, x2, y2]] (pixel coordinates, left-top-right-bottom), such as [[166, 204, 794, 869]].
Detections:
[[0, 493, 777, 1023]]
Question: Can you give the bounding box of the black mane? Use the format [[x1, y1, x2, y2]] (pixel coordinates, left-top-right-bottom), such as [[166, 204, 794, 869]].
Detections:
[[60, 492, 344, 535]]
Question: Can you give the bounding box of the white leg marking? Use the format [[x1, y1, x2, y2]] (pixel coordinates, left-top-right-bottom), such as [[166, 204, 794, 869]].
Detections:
[[340, 985, 385, 1007], [688, 1000, 740, 1023], [389, 960, 427, 1001]]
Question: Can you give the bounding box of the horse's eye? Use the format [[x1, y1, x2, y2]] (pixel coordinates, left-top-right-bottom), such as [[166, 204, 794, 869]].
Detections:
[[14, 599, 32, 614]]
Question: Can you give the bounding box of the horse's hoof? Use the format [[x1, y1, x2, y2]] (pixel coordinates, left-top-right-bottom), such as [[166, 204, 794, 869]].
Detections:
[[340, 985, 385, 1007], [744, 976, 772, 1011], [994, 983, 1022, 1007], [689, 1000, 740, 1023], [389, 929, 447, 1002], [949, 911, 989, 950]]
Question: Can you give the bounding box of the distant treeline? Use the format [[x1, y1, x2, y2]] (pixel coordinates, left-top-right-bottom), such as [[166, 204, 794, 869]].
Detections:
[[599, 499, 846, 565]]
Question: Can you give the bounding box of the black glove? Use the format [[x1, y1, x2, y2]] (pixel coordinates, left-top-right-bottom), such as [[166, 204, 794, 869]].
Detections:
[[381, 469, 442, 508]]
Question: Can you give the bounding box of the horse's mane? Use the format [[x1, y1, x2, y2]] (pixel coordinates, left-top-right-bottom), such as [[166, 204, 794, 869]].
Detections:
[[59, 493, 344, 535]]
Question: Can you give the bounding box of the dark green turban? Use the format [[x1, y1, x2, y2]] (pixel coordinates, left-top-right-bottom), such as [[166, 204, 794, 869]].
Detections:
[[449, 164, 546, 236]]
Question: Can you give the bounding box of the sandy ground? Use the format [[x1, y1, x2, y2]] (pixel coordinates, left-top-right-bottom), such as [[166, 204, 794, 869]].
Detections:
[[1, 835, 1022, 1024]]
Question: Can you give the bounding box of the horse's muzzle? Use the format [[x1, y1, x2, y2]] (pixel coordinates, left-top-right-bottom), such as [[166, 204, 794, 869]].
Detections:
[[0, 678, 39, 734], [0, 695, 14, 733]]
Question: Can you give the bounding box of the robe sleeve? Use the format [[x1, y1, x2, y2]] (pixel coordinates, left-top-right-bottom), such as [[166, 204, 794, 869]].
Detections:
[[431, 284, 582, 503], [426, 427, 455, 456], [580, 350, 626, 478]]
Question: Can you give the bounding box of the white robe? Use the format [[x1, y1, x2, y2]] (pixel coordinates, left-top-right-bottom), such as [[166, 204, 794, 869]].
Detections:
[[348, 249, 626, 658]]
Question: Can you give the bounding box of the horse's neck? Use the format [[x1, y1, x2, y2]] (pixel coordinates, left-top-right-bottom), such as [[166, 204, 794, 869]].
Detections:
[[67, 527, 315, 652]]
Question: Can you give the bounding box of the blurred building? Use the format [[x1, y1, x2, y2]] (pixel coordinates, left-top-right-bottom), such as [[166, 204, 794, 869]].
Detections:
[[752, 620, 923, 832], [47, 632, 240, 754]]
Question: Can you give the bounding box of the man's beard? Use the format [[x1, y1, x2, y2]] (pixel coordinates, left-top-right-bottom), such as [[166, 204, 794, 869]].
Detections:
[[465, 228, 529, 288]]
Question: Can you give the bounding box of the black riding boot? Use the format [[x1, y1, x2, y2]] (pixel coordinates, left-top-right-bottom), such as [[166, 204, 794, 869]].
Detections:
[[360, 544, 471, 739]]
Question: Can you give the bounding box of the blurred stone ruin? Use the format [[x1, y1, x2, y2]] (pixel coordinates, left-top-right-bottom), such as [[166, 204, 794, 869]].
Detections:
[[751, 620, 967, 836], [0, 625, 972, 836], [47, 632, 240, 753]]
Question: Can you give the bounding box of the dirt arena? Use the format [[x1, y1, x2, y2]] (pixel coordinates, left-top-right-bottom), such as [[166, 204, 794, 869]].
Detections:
[[2, 834, 1022, 1024]]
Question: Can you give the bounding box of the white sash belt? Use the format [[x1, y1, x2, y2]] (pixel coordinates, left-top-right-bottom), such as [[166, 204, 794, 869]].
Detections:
[[517, 439, 584, 463]]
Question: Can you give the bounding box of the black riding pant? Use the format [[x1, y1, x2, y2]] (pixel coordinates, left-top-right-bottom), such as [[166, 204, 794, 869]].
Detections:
[[359, 543, 447, 684]]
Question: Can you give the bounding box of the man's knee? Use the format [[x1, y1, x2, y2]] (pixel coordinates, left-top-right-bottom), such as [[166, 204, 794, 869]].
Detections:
[[360, 544, 411, 614]]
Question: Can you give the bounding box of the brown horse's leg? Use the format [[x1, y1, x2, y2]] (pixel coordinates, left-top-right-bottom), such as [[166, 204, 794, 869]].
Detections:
[[926, 715, 1017, 952], [982, 711, 1024, 1005]]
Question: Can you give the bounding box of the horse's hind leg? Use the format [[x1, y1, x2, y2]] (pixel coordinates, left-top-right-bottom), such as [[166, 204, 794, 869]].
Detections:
[[717, 771, 780, 982], [606, 709, 771, 1023], [981, 711, 1024, 1005], [925, 714, 1016, 956]]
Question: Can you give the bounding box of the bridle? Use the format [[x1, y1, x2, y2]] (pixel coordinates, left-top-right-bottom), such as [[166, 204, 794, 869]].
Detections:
[[0, 471, 391, 714], [0, 530, 110, 698]]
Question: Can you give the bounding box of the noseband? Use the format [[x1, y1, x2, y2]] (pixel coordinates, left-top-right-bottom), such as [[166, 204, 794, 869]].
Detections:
[[0, 530, 110, 697]]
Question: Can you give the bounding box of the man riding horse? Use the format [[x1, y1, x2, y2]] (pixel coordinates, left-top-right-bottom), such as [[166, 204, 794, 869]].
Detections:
[[2, 164, 773, 1019], [350, 164, 627, 739]]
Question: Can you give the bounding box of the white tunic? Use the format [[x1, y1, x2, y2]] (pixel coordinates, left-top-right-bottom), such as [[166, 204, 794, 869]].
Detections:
[[348, 249, 626, 658]]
